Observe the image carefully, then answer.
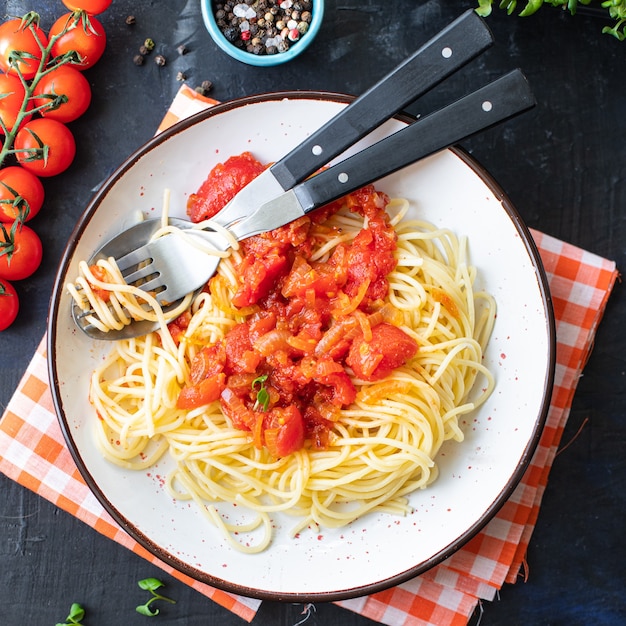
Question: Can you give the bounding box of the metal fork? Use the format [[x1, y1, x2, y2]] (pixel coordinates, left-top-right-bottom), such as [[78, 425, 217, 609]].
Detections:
[[72, 69, 535, 341], [112, 221, 230, 304]]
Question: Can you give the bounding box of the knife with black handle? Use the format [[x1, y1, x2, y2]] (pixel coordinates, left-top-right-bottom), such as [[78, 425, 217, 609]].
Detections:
[[229, 69, 535, 240]]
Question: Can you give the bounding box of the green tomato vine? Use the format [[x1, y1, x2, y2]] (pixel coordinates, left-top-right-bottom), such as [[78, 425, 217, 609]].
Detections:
[[0, 11, 83, 170]]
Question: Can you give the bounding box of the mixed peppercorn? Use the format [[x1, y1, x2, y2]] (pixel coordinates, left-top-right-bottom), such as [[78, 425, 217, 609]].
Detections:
[[213, 0, 314, 55]]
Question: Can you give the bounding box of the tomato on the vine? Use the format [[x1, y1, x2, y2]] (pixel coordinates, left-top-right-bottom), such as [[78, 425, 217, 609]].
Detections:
[[0, 222, 42, 280], [62, 0, 112, 15], [33, 65, 91, 123], [0, 278, 19, 330], [49, 12, 106, 70], [0, 72, 33, 133], [0, 18, 48, 80], [0, 166, 44, 222], [14, 118, 76, 177]]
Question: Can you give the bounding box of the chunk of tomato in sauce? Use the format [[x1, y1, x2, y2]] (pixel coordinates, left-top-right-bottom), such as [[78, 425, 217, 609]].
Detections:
[[263, 405, 305, 458], [346, 323, 418, 381], [167, 310, 192, 345], [189, 342, 226, 383], [231, 249, 289, 308], [220, 386, 256, 431], [88, 264, 112, 302], [176, 373, 226, 409], [187, 152, 266, 223], [303, 406, 334, 449], [224, 322, 262, 373], [317, 370, 357, 406], [343, 215, 397, 303]]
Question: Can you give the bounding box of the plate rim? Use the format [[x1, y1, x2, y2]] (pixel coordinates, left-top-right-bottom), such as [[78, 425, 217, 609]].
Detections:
[[47, 90, 556, 602]]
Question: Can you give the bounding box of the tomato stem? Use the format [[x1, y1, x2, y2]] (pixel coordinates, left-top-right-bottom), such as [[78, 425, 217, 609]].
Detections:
[[0, 11, 86, 170]]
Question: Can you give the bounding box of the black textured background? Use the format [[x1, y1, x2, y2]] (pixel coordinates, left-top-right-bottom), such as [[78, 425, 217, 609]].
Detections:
[[1, 1, 624, 624]]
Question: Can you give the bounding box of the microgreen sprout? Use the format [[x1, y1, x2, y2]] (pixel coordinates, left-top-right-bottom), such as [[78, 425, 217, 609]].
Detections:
[[475, 0, 626, 40], [252, 373, 270, 411], [55, 602, 85, 626], [135, 577, 176, 617]]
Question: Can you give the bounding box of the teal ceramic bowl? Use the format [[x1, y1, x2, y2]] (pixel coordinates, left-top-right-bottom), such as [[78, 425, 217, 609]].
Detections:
[[201, 0, 324, 67]]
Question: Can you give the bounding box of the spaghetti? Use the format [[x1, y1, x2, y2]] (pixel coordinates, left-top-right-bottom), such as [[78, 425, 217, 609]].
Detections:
[[67, 190, 238, 335], [71, 159, 496, 554]]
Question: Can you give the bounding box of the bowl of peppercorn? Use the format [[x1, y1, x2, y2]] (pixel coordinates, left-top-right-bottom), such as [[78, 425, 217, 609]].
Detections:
[[201, 0, 323, 67]]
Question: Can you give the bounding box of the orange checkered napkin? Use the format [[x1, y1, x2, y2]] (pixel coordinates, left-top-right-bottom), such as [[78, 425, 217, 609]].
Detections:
[[0, 85, 619, 626], [336, 230, 618, 625]]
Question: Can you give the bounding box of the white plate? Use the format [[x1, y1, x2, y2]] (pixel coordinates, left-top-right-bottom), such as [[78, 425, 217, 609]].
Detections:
[[48, 93, 555, 601]]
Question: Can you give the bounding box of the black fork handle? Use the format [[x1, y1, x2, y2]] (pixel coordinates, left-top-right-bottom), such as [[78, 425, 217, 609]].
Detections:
[[269, 9, 493, 190], [292, 70, 535, 214]]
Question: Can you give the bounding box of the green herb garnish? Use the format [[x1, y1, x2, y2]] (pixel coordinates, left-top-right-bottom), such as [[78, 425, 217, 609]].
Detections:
[[56, 602, 85, 626], [475, 1, 626, 41], [252, 374, 270, 411], [135, 578, 176, 617]]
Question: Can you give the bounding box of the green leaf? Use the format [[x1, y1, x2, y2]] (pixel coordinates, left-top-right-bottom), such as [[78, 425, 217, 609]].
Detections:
[[475, 0, 494, 16], [136, 603, 160, 617], [603, 22, 626, 39], [138, 577, 164, 592], [68, 603, 85, 619], [56, 602, 85, 625], [519, 0, 544, 16], [252, 374, 270, 411], [136, 577, 176, 616], [499, 0, 518, 15], [475, 0, 626, 40]]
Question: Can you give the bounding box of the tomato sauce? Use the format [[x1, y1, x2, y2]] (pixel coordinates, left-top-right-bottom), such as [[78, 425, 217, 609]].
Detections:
[[175, 153, 418, 458], [187, 152, 266, 222], [88, 265, 112, 302]]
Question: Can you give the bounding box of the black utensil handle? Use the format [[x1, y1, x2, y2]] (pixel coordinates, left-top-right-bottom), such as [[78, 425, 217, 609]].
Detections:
[[293, 70, 535, 213], [269, 9, 493, 190]]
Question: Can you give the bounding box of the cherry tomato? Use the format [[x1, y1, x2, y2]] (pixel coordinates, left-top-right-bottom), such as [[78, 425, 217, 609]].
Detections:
[[33, 65, 91, 123], [62, 0, 112, 15], [0, 278, 19, 330], [0, 222, 43, 280], [0, 72, 32, 133], [49, 13, 106, 70], [0, 18, 48, 80], [15, 118, 76, 177], [0, 166, 44, 222]]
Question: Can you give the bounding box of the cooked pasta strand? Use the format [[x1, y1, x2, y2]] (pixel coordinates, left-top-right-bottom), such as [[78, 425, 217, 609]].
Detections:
[[78, 197, 495, 553]]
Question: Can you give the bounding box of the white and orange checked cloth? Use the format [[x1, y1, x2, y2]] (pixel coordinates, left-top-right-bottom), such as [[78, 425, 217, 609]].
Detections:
[[0, 84, 620, 625]]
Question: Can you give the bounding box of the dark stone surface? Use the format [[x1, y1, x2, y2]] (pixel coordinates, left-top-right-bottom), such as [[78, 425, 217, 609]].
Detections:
[[1, 1, 624, 624]]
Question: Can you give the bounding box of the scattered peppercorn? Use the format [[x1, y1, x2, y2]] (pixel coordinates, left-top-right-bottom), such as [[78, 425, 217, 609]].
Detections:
[[125, 15, 136, 26], [144, 38, 156, 51], [195, 80, 214, 95], [176, 71, 186, 81], [139, 44, 150, 55], [212, 0, 314, 56], [133, 54, 145, 65], [177, 44, 188, 55], [154, 54, 166, 66]]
